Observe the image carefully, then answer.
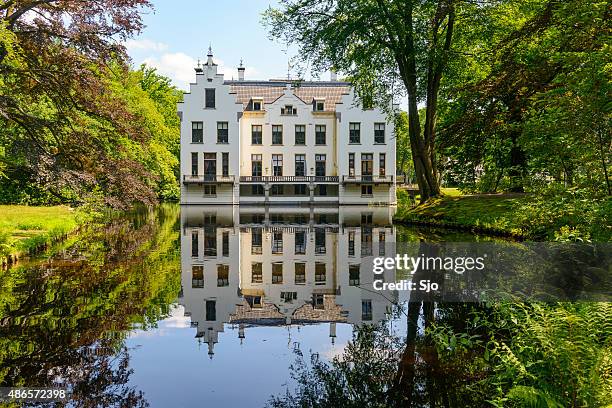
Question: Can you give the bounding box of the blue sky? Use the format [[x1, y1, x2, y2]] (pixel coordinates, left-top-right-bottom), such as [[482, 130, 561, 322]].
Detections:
[[126, 0, 308, 90]]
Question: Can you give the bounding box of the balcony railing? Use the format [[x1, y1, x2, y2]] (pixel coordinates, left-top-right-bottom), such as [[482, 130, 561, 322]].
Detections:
[[342, 175, 394, 184], [183, 175, 235, 184], [239, 176, 339, 183]]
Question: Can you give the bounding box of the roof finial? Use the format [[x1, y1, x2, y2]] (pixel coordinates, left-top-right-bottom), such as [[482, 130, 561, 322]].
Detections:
[[206, 44, 214, 66], [239, 58, 244, 68]]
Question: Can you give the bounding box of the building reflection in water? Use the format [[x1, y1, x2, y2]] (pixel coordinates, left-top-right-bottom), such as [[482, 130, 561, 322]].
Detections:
[[179, 205, 397, 358]]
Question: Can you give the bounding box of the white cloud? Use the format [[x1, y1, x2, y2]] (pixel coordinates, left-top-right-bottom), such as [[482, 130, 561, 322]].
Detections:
[[141, 52, 263, 90], [125, 38, 169, 53], [143, 52, 197, 89]]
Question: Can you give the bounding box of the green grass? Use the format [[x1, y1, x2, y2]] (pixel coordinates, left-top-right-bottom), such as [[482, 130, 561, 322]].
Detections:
[[0, 205, 80, 261], [395, 189, 611, 241], [395, 193, 531, 238]]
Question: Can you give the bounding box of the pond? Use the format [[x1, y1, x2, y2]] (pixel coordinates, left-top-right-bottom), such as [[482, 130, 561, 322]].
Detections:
[[0, 204, 606, 407]]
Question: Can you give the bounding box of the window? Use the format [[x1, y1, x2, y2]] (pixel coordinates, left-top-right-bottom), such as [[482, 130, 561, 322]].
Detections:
[[295, 154, 306, 177], [294, 184, 307, 195], [295, 263, 306, 284], [349, 122, 361, 144], [217, 264, 229, 287], [272, 231, 283, 254], [252, 99, 262, 111], [246, 295, 262, 308], [374, 123, 385, 144], [379, 231, 386, 256], [349, 265, 360, 286], [203, 214, 216, 225], [204, 228, 217, 256], [217, 122, 228, 143], [361, 184, 373, 196], [206, 300, 216, 321], [361, 153, 373, 178], [362, 300, 373, 321], [192, 122, 203, 143], [314, 99, 325, 111], [222, 231, 229, 257], [251, 262, 263, 283], [191, 231, 199, 257], [315, 125, 326, 145], [315, 262, 326, 284], [348, 153, 355, 177], [272, 154, 283, 176], [251, 125, 262, 145], [361, 213, 373, 224], [318, 185, 327, 196], [271, 185, 284, 195], [315, 228, 326, 254], [281, 105, 296, 115], [295, 231, 306, 254], [251, 229, 262, 254], [251, 154, 262, 177], [205, 88, 215, 108], [204, 153, 216, 179], [272, 125, 283, 145], [295, 125, 306, 145], [315, 154, 326, 177], [348, 231, 355, 257], [203, 185, 216, 196], [281, 292, 297, 303], [221, 153, 229, 177], [361, 227, 373, 256], [191, 152, 198, 176], [379, 153, 386, 176], [272, 263, 283, 284], [251, 185, 264, 195], [313, 294, 325, 310], [192, 265, 204, 288]]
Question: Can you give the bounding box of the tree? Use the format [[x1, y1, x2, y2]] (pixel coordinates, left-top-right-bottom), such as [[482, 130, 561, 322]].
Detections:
[[0, 0, 182, 208], [440, 0, 611, 195], [264, 0, 505, 201]]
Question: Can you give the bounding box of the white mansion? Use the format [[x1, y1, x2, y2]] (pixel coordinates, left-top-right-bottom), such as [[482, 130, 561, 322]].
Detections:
[[178, 48, 396, 205]]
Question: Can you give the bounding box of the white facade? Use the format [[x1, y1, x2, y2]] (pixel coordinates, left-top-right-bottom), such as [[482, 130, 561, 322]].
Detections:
[[178, 49, 396, 205], [178, 205, 398, 356]]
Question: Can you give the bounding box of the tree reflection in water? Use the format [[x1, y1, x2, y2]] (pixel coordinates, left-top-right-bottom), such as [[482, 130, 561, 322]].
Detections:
[[268, 239, 612, 407], [0, 205, 181, 407], [266, 242, 484, 408]]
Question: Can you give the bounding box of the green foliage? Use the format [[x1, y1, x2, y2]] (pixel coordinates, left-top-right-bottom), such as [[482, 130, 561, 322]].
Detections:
[[0, 1, 182, 208], [465, 302, 612, 407], [439, 0, 611, 197]]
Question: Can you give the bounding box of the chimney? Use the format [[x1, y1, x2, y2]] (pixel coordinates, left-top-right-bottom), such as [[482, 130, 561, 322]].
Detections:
[[238, 59, 245, 81], [330, 69, 338, 81]]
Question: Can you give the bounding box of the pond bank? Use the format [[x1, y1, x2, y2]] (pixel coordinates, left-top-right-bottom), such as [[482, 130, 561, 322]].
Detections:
[[0, 205, 82, 267], [394, 193, 532, 239]]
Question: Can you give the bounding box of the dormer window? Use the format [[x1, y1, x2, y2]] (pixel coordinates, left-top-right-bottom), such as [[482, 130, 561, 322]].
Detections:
[[252, 98, 263, 111], [281, 105, 297, 115], [314, 99, 325, 111]]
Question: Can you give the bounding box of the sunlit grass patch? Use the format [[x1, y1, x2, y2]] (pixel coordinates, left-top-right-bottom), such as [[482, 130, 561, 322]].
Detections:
[[0, 205, 80, 260]]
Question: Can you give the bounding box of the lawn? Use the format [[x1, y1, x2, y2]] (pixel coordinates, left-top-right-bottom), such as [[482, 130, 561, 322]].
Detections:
[[395, 191, 530, 238], [396, 188, 610, 241], [0, 205, 80, 263]]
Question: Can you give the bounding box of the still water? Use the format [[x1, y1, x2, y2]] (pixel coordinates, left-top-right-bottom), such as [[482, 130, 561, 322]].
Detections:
[[0, 204, 493, 407]]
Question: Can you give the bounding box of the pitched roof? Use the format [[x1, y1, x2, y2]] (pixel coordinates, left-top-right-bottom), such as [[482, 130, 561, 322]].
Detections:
[[226, 80, 351, 111]]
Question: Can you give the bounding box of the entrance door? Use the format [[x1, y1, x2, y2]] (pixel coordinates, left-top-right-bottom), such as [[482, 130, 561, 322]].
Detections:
[[203, 153, 216, 181], [361, 153, 373, 181]]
